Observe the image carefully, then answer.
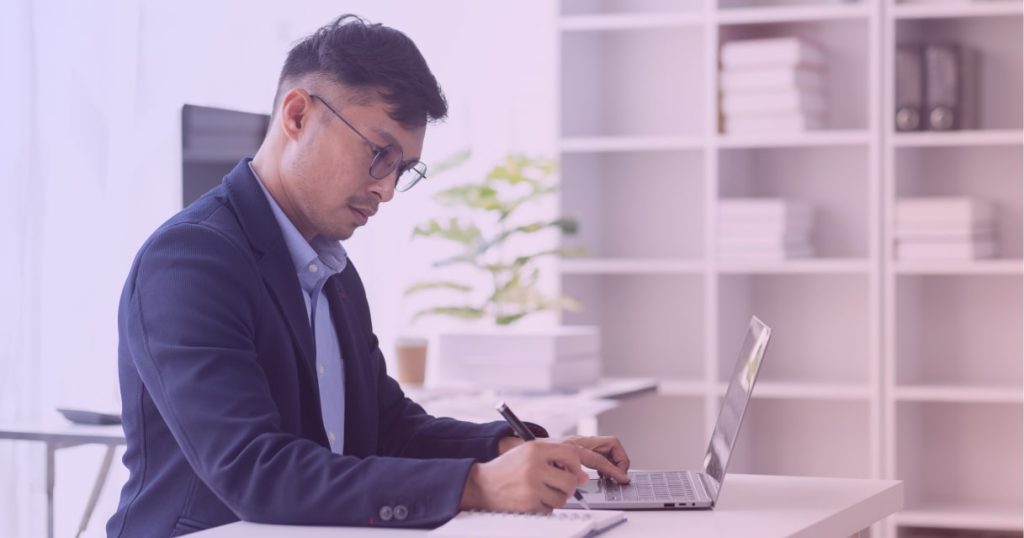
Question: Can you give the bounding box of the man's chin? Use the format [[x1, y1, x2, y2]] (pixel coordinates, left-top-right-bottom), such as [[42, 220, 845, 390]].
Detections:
[[322, 224, 357, 242]]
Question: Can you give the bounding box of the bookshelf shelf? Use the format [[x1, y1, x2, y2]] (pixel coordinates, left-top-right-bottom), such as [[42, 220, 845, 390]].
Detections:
[[892, 2, 1024, 21], [716, 381, 873, 401], [891, 129, 1024, 147], [717, 4, 871, 26], [716, 130, 871, 148], [892, 260, 1024, 275], [715, 259, 871, 275], [893, 385, 1023, 404]]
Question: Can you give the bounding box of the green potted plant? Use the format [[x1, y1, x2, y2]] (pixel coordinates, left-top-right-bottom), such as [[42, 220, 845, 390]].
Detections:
[[403, 153, 601, 391]]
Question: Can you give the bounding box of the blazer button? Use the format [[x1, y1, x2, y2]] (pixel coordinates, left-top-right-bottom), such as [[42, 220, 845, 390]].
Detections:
[[393, 504, 408, 521], [378, 505, 393, 522]]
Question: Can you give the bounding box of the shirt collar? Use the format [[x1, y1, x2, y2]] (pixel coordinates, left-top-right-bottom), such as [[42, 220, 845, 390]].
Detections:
[[249, 160, 348, 278]]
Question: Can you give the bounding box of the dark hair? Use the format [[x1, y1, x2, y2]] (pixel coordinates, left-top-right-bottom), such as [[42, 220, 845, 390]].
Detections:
[[275, 14, 447, 127]]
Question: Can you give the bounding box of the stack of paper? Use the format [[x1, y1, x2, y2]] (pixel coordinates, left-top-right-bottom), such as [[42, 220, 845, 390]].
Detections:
[[720, 37, 827, 134], [438, 327, 601, 392], [718, 199, 815, 261], [895, 197, 997, 260]]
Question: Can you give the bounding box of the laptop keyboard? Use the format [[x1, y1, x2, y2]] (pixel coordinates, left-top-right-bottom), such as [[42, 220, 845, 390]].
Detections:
[[603, 471, 698, 502]]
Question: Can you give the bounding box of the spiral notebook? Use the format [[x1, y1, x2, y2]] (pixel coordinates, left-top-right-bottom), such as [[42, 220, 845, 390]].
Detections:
[[428, 509, 627, 538]]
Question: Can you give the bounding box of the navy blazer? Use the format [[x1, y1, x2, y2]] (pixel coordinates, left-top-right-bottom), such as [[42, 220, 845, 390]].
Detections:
[[108, 160, 521, 537]]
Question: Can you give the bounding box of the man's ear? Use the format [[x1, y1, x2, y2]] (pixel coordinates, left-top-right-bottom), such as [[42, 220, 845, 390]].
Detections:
[[279, 88, 312, 142]]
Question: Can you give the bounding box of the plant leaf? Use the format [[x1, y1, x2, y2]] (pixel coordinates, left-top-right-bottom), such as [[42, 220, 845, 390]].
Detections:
[[404, 281, 474, 296], [411, 218, 482, 247], [433, 184, 507, 213], [429, 149, 472, 176], [411, 306, 486, 323], [432, 253, 478, 268], [475, 218, 579, 256], [495, 312, 530, 325]]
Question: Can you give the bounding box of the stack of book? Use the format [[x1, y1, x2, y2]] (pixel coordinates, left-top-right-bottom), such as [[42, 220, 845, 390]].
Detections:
[[720, 37, 827, 134], [718, 199, 815, 261], [895, 197, 997, 260]]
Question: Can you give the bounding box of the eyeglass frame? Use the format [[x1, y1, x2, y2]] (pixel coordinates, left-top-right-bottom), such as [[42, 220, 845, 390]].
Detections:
[[309, 93, 428, 192]]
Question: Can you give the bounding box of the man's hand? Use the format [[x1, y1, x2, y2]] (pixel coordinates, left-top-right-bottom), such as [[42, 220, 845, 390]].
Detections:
[[497, 436, 524, 455], [558, 435, 631, 484], [496, 434, 632, 484], [460, 441, 588, 513]]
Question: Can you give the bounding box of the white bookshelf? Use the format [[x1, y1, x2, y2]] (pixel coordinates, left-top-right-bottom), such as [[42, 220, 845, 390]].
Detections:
[[882, 3, 1024, 537], [556, 0, 1023, 536]]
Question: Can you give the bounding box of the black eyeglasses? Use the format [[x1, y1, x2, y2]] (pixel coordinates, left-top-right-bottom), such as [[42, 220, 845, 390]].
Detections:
[[310, 94, 427, 192]]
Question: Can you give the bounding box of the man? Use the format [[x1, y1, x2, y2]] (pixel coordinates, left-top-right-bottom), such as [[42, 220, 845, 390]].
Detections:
[[108, 14, 631, 537]]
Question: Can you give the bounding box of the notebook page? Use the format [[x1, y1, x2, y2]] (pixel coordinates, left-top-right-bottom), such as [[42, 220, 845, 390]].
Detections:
[[428, 509, 626, 538]]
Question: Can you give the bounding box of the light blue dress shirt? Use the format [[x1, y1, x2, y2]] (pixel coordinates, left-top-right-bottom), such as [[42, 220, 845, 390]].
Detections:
[[251, 162, 347, 454]]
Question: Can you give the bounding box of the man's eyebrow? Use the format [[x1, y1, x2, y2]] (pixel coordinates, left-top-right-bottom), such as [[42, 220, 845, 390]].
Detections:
[[372, 127, 420, 163]]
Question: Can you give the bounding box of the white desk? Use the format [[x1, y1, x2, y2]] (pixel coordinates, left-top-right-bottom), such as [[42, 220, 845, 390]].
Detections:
[[189, 474, 902, 538], [0, 420, 126, 538]]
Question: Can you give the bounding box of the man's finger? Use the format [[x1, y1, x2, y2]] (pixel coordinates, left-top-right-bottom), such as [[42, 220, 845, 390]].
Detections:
[[539, 464, 576, 499], [588, 437, 631, 473], [540, 482, 571, 510], [578, 446, 630, 483], [543, 442, 584, 476]]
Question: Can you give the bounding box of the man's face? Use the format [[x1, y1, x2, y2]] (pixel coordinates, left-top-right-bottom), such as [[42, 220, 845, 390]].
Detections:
[[277, 87, 426, 241]]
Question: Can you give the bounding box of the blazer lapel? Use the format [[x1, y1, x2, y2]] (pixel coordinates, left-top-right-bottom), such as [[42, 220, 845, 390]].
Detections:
[[324, 272, 376, 457], [222, 160, 317, 387]]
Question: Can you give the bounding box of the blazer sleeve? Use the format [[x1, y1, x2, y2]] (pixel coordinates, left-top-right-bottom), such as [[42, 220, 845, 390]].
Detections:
[[335, 265, 549, 461], [124, 222, 474, 528], [373, 352, 517, 460]]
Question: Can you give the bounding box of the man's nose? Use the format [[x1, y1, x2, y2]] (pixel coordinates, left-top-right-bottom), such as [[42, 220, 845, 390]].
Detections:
[[368, 174, 396, 203]]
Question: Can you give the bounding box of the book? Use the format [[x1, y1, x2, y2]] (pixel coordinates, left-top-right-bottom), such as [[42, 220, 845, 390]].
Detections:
[[439, 327, 600, 362], [428, 509, 627, 538], [923, 44, 978, 130], [895, 239, 997, 260], [894, 223, 995, 241], [719, 199, 813, 219], [720, 67, 824, 94], [720, 37, 824, 69], [718, 245, 815, 261], [721, 89, 826, 116], [719, 234, 812, 249], [437, 327, 602, 391], [895, 198, 994, 226], [894, 46, 924, 131], [719, 216, 814, 235], [725, 113, 825, 134]]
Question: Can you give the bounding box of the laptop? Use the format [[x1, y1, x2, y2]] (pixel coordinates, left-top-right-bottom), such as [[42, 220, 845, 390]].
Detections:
[[567, 315, 772, 510]]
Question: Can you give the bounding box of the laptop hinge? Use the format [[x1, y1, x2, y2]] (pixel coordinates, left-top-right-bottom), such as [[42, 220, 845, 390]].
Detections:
[[697, 473, 717, 505]]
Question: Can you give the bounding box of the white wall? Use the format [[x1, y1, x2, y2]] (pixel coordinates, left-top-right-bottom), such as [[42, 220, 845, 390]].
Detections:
[[0, 1, 556, 535]]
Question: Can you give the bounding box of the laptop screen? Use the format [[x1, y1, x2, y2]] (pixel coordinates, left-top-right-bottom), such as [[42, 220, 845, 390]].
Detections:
[[701, 316, 771, 500]]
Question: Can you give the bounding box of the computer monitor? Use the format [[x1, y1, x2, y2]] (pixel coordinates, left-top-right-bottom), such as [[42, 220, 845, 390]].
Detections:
[[181, 104, 269, 207]]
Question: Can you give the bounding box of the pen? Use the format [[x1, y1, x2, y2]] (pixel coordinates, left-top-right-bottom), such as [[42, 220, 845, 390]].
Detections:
[[495, 401, 591, 510]]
